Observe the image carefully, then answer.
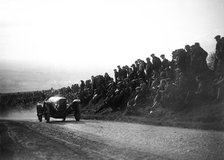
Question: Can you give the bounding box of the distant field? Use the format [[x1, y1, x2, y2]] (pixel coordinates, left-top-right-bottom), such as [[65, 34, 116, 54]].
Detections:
[[0, 60, 113, 93], [0, 69, 80, 93]]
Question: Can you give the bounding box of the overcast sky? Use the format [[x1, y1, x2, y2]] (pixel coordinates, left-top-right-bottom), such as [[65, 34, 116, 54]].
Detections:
[[0, 0, 224, 92]]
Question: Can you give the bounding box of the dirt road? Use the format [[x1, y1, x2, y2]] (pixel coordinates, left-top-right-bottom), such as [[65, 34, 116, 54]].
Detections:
[[1, 118, 224, 160]]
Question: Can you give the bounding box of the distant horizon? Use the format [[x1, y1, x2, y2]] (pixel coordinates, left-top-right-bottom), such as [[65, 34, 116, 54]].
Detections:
[[0, 60, 114, 93]]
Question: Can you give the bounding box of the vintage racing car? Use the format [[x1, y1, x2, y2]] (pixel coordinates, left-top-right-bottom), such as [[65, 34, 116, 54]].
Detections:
[[36, 96, 81, 123]]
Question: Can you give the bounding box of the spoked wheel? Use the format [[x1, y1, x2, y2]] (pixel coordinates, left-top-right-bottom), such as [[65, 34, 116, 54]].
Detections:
[[45, 113, 50, 123], [74, 106, 81, 121], [44, 106, 50, 123], [74, 112, 80, 121], [38, 115, 42, 122], [46, 115, 50, 123], [70, 100, 81, 122]]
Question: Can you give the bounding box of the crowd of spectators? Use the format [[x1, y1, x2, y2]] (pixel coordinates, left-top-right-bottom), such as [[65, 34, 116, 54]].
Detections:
[[0, 87, 77, 113], [0, 91, 46, 112], [70, 35, 224, 114], [1, 35, 224, 114]]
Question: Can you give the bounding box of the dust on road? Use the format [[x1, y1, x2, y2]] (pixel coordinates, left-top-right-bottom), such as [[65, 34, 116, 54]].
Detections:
[[1, 118, 224, 160]]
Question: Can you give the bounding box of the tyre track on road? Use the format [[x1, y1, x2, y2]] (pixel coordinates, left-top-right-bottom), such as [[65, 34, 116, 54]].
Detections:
[[2, 118, 224, 160], [24, 120, 166, 160], [2, 120, 166, 160]]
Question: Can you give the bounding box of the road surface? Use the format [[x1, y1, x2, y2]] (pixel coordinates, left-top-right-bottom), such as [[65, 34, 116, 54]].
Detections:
[[1, 118, 224, 160]]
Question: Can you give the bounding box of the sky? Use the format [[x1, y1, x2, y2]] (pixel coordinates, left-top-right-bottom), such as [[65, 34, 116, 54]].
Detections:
[[0, 0, 224, 92]]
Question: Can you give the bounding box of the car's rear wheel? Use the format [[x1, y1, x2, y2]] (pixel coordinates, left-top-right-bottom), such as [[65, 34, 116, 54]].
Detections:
[[44, 106, 50, 123], [44, 112, 50, 123], [38, 115, 42, 122], [46, 114, 50, 123], [74, 106, 81, 121], [74, 112, 80, 121]]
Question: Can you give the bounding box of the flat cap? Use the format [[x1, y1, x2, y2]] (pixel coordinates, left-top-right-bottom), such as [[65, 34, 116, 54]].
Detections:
[[215, 35, 221, 39]]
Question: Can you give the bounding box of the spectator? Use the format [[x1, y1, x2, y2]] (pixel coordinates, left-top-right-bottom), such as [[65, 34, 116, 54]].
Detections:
[[145, 57, 153, 83], [160, 54, 170, 70], [151, 53, 162, 73]]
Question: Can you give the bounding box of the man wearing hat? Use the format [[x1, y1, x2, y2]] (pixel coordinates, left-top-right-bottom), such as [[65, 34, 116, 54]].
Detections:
[[214, 35, 222, 71], [215, 35, 221, 52], [130, 64, 138, 80], [145, 57, 153, 83], [151, 53, 162, 73], [160, 54, 170, 70], [113, 69, 118, 84], [184, 45, 192, 74], [192, 42, 208, 75], [117, 65, 123, 80]]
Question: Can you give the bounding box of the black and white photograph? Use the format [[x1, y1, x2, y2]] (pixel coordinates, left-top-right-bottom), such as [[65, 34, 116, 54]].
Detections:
[[1, 0, 224, 159]]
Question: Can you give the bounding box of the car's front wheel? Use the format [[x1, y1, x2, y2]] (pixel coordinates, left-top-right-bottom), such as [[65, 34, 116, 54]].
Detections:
[[44, 113, 50, 123], [74, 108, 81, 121], [62, 116, 66, 122], [38, 115, 42, 122]]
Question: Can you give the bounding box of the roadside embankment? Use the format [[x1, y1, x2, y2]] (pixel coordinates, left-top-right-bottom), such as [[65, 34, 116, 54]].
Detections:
[[81, 100, 224, 131]]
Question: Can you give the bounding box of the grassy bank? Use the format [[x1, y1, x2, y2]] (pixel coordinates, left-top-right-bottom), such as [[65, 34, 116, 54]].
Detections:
[[81, 100, 224, 131]]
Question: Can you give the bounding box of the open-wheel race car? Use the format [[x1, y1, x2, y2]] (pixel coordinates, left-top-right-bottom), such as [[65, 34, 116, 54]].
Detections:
[[36, 96, 81, 123]]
